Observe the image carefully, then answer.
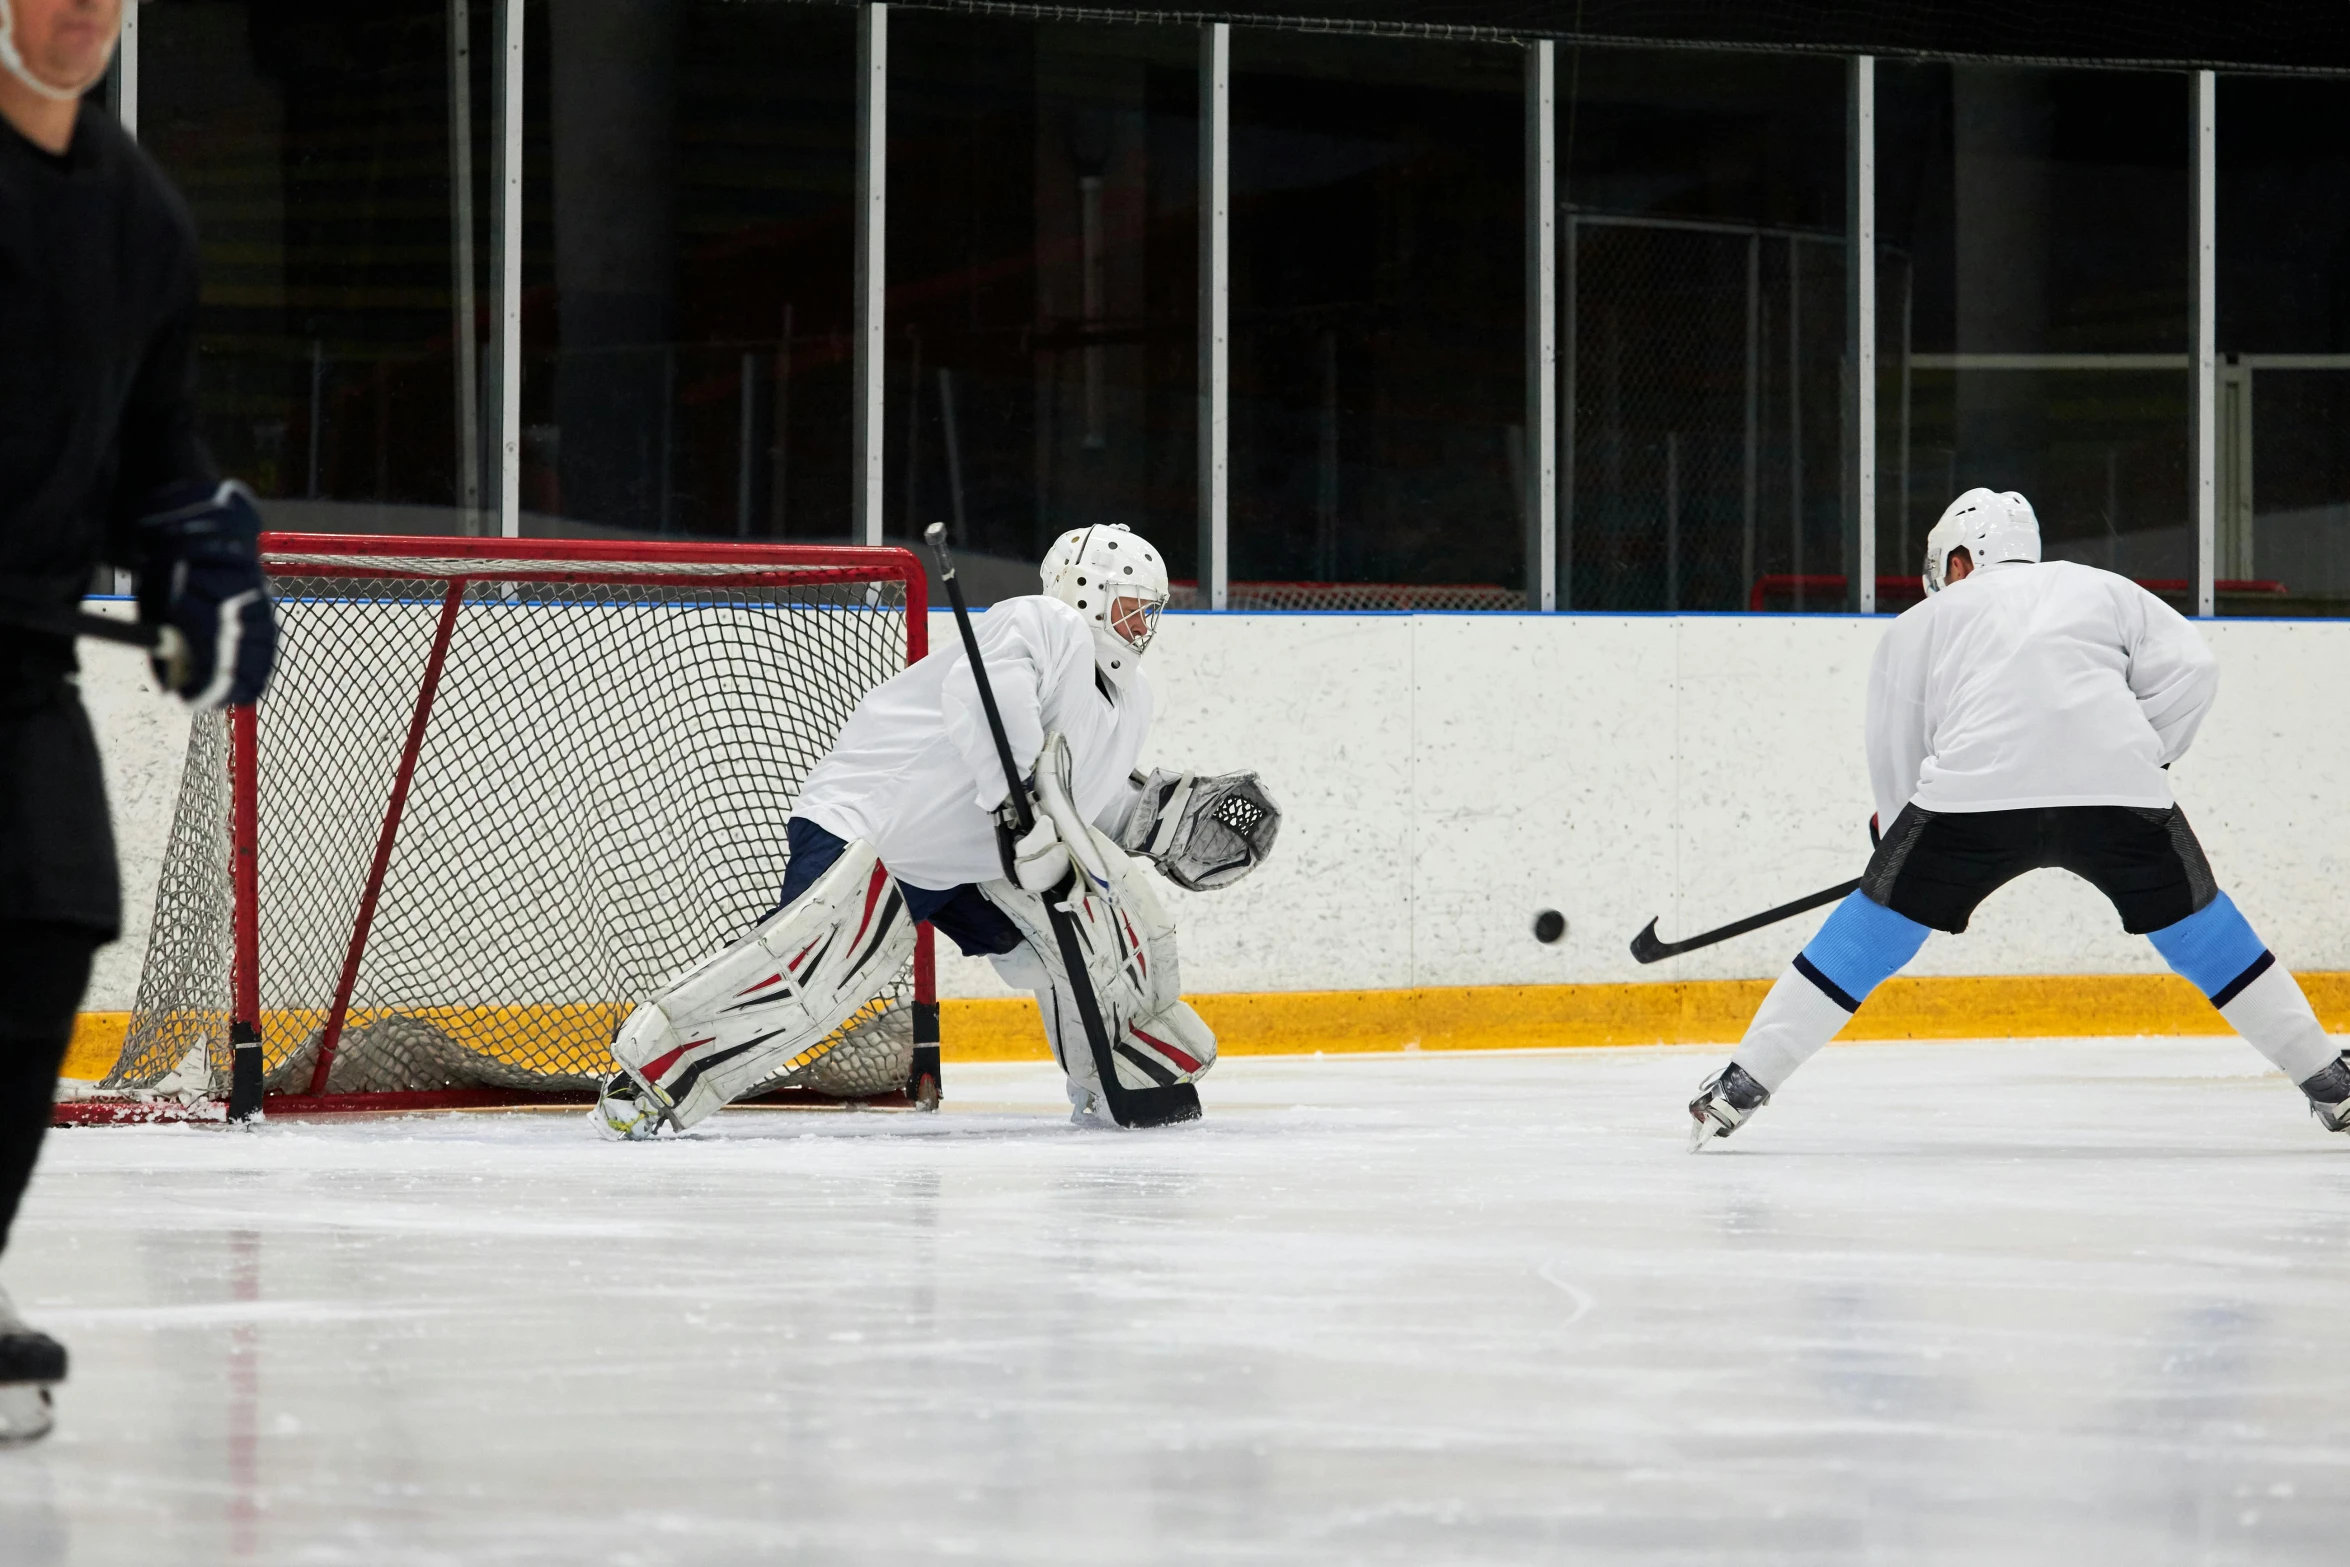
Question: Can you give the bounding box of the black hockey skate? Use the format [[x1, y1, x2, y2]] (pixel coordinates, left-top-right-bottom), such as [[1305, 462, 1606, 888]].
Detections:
[[0, 1287, 66, 1446], [2298, 1054, 2350, 1134], [1687, 1063, 1771, 1151]]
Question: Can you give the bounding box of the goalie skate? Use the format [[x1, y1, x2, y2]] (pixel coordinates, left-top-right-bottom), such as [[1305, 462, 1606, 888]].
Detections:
[[599, 838, 916, 1138], [1687, 1063, 1771, 1151]]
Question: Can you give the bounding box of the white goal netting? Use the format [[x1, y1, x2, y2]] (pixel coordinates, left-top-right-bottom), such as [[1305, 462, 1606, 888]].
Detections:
[[100, 540, 927, 1108]]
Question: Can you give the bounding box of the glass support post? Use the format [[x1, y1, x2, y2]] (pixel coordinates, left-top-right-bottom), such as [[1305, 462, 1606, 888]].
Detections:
[[853, 4, 888, 546], [2191, 69, 2217, 615], [449, 0, 481, 534], [1198, 23, 1230, 610], [110, 3, 136, 132], [1848, 55, 1876, 613], [107, 4, 139, 593], [1524, 41, 1557, 612], [495, 0, 523, 537]]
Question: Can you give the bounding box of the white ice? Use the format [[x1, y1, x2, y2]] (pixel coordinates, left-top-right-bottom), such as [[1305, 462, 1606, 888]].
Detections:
[[4, 1038, 2349, 1565]]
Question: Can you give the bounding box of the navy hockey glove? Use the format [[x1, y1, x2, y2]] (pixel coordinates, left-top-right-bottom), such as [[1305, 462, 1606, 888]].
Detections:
[[134, 480, 278, 708]]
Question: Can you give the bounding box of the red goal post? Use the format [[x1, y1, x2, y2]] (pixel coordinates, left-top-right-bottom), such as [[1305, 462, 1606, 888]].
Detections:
[[64, 533, 936, 1124]]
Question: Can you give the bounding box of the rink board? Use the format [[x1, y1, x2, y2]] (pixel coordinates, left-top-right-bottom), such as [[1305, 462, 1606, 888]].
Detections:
[[60, 969, 2350, 1079]]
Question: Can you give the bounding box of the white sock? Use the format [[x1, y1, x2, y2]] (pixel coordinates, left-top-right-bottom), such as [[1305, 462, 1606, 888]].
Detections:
[[1729, 965, 1855, 1094], [2217, 961, 2339, 1084]]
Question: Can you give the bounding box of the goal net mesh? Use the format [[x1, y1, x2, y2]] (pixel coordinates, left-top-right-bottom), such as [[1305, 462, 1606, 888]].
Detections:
[[107, 545, 920, 1105]]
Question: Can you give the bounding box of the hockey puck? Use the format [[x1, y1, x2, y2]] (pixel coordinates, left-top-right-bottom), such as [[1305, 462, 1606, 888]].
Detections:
[[1532, 909, 1567, 944]]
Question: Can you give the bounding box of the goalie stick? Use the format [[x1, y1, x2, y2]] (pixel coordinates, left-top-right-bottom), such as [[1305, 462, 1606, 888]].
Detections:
[[922, 522, 1201, 1129], [1629, 877, 1862, 963]]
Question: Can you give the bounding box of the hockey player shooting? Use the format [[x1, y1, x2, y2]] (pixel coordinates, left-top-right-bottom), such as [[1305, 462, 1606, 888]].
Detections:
[[594, 523, 1280, 1138], [1687, 487, 2348, 1149]]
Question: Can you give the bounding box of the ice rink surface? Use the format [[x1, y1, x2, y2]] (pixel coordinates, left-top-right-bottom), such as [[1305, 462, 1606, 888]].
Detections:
[[4, 1039, 2349, 1566]]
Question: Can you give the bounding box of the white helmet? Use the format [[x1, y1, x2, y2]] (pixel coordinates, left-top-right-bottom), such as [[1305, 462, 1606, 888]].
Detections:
[[1923, 487, 2041, 594], [1040, 523, 1168, 686], [0, 0, 119, 104]]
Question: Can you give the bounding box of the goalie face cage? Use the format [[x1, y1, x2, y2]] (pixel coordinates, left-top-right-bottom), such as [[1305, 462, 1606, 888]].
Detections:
[[75, 534, 936, 1123]]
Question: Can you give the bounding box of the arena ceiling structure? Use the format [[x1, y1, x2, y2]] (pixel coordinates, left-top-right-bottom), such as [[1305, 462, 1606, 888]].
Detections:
[[854, 0, 2350, 72]]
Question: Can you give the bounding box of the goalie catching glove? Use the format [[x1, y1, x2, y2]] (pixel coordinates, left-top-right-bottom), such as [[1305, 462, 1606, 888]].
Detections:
[[1113, 768, 1281, 891], [596, 837, 915, 1138]]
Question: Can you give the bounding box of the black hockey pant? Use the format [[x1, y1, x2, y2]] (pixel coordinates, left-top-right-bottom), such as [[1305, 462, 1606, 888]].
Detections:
[[0, 921, 100, 1258]]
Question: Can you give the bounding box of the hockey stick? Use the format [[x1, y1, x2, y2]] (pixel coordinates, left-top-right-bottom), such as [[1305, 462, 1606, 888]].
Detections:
[[0, 604, 171, 652], [0, 603, 191, 689], [921, 522, 1201, 1129], [1629, 877, 1861, 964]]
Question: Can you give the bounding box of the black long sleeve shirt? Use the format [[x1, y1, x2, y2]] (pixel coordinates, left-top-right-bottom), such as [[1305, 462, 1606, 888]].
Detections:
[[1, 100, 211, 659], [1, 101, 211, 933]]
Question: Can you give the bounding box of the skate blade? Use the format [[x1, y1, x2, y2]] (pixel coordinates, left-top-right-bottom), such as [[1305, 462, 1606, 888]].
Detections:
[[1686, 1113, 1720, 1153], [0, 1384, 55, 1445]]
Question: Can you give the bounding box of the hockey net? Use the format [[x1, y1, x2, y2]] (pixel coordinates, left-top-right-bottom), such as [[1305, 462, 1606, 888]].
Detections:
[[70, 534, 935, 1121]]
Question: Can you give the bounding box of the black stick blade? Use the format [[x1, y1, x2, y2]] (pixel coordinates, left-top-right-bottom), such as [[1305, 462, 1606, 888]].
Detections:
[[1115, 1082, 1203, 1128], [1626, 877, 1863, 966]]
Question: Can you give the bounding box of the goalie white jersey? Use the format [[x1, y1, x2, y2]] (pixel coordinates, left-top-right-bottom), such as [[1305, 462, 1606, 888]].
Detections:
[[796, 594, 1153, 889]]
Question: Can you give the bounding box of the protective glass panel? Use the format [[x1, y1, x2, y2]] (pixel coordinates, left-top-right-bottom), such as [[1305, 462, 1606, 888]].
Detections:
[[518, 0, 858, 540], [140, 0, 493, 529], [1555, 47, 1850, 612], [885, 13, 1200, 603], [1222, 33, 1523, 610], [2215, 74, 2350, 617], [1876, 62, 2193, 611]]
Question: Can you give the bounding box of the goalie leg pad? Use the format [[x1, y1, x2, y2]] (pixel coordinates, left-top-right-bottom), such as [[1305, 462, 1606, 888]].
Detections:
[[1019, 976, 1217, 1121], [1117, 998, 1217, 1088], [605, 838, 916, 1135], [983, 832, 1217, 1109]]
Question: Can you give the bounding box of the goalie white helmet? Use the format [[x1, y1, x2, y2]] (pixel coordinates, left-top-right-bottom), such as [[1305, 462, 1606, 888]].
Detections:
[[1923, 487, 2042, 594], [1040, 523, 1168, 687], [0, 0, 119, 103]]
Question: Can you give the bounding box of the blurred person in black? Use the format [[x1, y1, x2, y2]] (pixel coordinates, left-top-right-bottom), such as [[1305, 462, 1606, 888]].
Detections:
[[0, 0, 275, 1443]]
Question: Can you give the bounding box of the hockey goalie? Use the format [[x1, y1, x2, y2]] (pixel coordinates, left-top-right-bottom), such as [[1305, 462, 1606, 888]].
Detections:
[[594, 523, 1280, 1138]]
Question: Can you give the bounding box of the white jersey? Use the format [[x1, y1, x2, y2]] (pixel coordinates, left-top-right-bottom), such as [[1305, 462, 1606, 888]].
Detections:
[[794, 595, 1153, 890], [1865, 559, 2218, 825]]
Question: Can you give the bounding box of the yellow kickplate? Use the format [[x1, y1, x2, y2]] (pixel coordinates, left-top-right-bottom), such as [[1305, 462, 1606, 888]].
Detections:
[[942, 971, 2350, 1063], [62, 1013, 131, 1082], [65, 973, 2350, 1080]]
